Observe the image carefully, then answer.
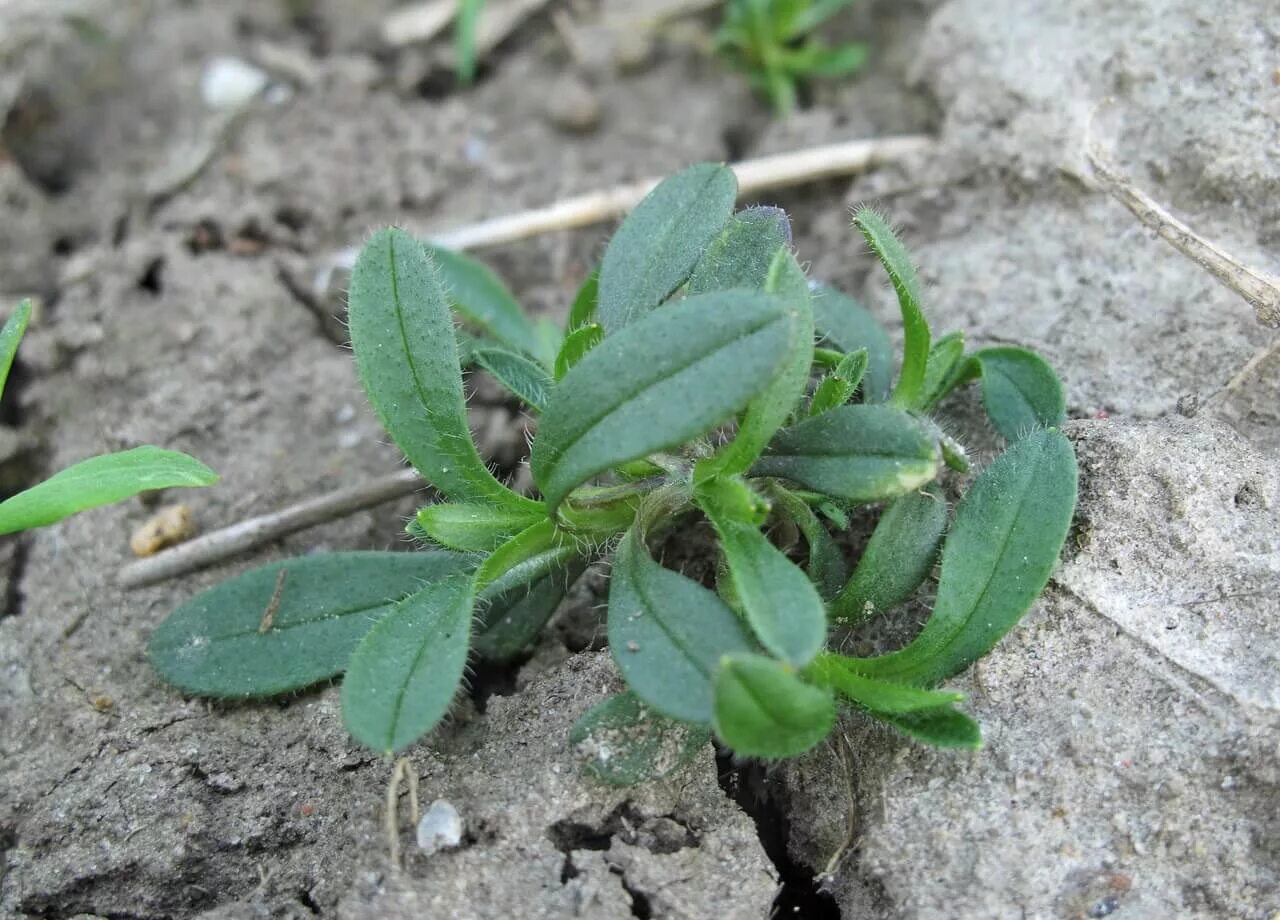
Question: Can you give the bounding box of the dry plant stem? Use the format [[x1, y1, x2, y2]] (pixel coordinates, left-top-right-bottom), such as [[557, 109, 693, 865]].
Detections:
[[117, 468, 425, 589], [257, 568, 288, 634], [1086, 150, 1280, 329], [384, 757, 421, 869], [430, 136, 934, 251]]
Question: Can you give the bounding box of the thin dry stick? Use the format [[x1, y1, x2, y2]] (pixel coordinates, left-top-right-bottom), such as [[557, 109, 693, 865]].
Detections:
[[430, 135, 934, 251], [117, 468, 425, 589], [1086, 149, 1280, 329], [257, 568, 288, 634]]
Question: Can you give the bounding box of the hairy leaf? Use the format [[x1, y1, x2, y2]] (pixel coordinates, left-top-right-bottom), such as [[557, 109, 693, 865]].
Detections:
[[830, 486, 948, 623], [349, 229, 536, 510], [879, 706, 981, 749], [598, 164, 738, 331], [149, 552, 472, 697], [752, 404, 940, 503], [848, 429, 1077, 685], [416, 501, 546, 553], [686, 206, 791, 294], [811, 286, 893, 403], [970, 346, 1066, 441], [853, 209, 930, 408], [553, 323, 603, 381], [476, 518, 569, 594], [428, 243, 549, 365], [713, 654, 835, 758], [341, 573, 475, 753], [533, 289, 798, 511], [609, 528, 755, 723], [768, 485, 848, 600], [473, 562, 584, 661], [807, 653, 964, 712], [471, 346, 553, 411], [699, 250, 814, 480], [0, 446, 218, 536], [0, 299, 32, 400], [570, 692, 711, 786], [921, 331, 966, 408], [809, 347, 868, 416], [702, 505, 826, 667], [567, 268, 599, 331]]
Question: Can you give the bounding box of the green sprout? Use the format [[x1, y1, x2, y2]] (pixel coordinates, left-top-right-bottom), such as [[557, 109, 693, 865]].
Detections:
[[149, 164, 1076, 785], [454, 0, 484, 86], [715, 0, 868, 114], [0, 301, 218, 537]]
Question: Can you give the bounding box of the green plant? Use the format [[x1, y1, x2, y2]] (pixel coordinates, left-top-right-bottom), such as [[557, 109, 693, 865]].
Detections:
[[149, 164, 1076, 783], [715, 0, 868, 114], [455, 0, 484, 86], [0, 301, 218, 536]]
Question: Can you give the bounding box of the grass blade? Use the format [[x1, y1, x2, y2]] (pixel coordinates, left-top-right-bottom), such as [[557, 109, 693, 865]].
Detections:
[[0, 446, 217, 536]]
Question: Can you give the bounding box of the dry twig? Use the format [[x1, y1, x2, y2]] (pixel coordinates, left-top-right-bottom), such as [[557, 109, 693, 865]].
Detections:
[[1085, 149, 1280, 329], [117, 468, 425, 589]]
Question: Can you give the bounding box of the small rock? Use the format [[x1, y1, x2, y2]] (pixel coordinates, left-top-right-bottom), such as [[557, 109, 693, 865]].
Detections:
[[416, 800, 463, 854], [201, 57, 269, 110], [130, 504, 197, 557], [614, 31, 654, 74], [544, 76, 601, 134]]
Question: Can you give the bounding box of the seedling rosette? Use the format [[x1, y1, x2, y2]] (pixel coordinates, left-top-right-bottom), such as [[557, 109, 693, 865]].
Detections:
[[150, 164, 1076, 784]]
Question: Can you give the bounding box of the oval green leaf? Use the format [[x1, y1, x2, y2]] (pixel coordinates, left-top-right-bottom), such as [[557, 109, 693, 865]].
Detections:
[[416, 501, 546, 553], [428, 243, 549, 365], [686, 206, 791, 294], [830, 485, 948, 623], [570, 691, 711, 787], [712, 654, 835, 759], [149, 551, 472, 697], [768, 485, 848, 601], [532, 289, 799, 512], [752, 404, 940, 503], [811, 286, 894, 403], [608, 528, 756, 724], [471, 346, 553, 412], [0, 446, 218, 536], [702, 508, 826, 667], [553, 322, 603, 381], [349, 228, 536, 511], [598, 164, 738, 331], [341, 572, 476, 754], [473, 562, 585, 661], [970, 346, 1066, 441], [847, 429, 1077, 686]]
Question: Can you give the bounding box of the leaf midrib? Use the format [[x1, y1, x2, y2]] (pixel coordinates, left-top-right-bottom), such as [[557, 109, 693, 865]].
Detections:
[[875, 443, 1043, 681], [544, 311, 789, 473]]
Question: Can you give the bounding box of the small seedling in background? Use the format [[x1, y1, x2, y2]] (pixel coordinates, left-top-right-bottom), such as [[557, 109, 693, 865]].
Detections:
[[454, 0, 484, 85], [715, 0, 868, 114], [150, 164, 1076, 786], [0, 301, 218, 537]]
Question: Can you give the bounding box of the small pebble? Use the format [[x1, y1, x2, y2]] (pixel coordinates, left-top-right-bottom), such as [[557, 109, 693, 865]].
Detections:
[[545, 75, 601, 134], [130, 504, 197, 557], [201, 57, 269, 110], [416, 799, 464, 854]]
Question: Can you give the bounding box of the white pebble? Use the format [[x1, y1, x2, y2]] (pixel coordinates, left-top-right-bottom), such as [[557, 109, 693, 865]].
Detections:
[[201, 57, 269, 110], [416, 800, 463, 854]]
